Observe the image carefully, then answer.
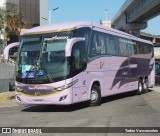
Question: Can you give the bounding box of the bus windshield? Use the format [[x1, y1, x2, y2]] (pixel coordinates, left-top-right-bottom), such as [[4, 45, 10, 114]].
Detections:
[[16, 32, 71, 84], [41, 38, 69, 81]]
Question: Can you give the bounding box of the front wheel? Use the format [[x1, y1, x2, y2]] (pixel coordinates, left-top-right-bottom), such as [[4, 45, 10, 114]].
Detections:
[[137, 80, 143, 95], [90, 84, 101, 106]]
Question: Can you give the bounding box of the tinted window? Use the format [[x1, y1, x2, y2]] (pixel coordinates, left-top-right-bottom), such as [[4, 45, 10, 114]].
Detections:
[[134, 42, 153, 55], [89, 31, 106, 58], [118, 38, 129, 56], [73, 27, 91, 51], [133, 43, 140, 55], [128, 40, 134, 56], [71, 41, 87, 75], [107, 35, 118, 55]]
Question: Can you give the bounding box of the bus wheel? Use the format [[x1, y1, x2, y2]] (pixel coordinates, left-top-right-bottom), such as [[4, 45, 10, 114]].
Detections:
[[143, 79, 148, 93], [90, 84, 101, 106], [137, 80, 143, 95]]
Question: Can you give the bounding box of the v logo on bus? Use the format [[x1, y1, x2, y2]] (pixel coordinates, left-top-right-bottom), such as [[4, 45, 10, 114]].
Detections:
[[100, 61, 105, 69]]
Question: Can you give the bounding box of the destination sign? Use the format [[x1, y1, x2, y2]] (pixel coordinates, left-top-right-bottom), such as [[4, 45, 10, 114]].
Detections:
[[44, 36, 69, 41]]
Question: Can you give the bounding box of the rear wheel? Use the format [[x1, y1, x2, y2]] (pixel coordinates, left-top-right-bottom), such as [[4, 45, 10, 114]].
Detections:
[[143, 78, 148, 93], [137, 80, 143, 95], [90, 84, 101, 106]]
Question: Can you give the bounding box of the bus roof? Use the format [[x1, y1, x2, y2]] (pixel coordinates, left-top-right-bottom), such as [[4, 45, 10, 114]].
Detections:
[[24, 21, 152, 45]]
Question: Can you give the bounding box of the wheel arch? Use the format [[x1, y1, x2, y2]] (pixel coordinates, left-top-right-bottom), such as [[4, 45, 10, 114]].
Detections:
[[88, 80, 101, 99]]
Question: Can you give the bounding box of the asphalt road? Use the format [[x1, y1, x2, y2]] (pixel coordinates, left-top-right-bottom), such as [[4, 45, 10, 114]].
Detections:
[[0, 87, 160, 136]]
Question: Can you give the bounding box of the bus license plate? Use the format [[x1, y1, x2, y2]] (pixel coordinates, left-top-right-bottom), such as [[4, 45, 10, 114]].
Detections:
[[33, 99, 44, 104]]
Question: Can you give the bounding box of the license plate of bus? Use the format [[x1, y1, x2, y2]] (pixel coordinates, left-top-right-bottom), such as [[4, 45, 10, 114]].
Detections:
[[33, 99, 44, 104]]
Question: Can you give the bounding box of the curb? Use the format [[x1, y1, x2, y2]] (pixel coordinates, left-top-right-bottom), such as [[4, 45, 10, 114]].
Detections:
[[0, 95, 15, 102]]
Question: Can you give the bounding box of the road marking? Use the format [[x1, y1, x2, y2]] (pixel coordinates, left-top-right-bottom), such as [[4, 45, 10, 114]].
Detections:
[[0, 96, 15, 102]]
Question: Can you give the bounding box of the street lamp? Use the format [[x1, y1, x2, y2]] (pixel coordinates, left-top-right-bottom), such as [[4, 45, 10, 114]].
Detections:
[[105, 9, 108, 20], [49, 7, 59, 24]]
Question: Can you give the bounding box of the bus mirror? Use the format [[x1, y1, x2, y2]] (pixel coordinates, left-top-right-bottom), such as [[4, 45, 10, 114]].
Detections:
[[65, 38, 85, 57], [3, 42, 19, 62], [43, 42, 47, 53]]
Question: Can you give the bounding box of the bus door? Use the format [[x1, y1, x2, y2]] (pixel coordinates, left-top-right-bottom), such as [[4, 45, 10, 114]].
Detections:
[[71, 41, 88, 103]]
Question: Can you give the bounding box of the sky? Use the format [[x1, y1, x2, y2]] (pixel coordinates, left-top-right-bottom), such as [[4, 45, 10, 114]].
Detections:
[[48, 0, 160, 35]]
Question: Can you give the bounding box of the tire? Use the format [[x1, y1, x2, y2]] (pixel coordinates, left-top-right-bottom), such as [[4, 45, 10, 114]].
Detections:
[[143, 79, 148, 93], [90, 84, 101, 106], [137, 80, 143, 95]]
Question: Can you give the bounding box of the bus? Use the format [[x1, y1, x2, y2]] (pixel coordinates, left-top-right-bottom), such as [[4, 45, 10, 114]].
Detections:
[[15, 22, 155, 106]]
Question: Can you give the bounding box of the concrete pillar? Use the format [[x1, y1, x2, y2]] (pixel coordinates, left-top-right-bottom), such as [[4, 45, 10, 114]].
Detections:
[[123, 22, 147, 37], [124, 22, 147, 30], [129, 30, 141, 37], [153, 37, 156, 44]]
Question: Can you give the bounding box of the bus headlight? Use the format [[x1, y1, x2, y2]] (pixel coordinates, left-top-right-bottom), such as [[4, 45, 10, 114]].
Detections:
[[54, 79, 78, 92], [56, 84, 70, 91], [16, 87, 23, 92]]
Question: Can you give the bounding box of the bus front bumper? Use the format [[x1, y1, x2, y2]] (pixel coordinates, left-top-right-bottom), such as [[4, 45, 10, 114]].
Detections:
[[16, 89, 72, 105]]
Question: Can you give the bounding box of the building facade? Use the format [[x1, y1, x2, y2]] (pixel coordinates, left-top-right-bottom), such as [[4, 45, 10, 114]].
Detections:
[[100, 20, 111, 28], [1, 0, 48, 26], [0, 0, 48, 53]]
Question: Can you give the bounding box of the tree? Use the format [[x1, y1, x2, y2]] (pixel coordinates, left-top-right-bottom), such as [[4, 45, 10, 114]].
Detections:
[[0, 2, 24, 45]]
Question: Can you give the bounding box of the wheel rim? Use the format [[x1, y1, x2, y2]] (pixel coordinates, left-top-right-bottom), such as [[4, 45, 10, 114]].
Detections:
[[143, 82, 147, 90], [139, 82, 143, 93], [91, 89, 98, 102], [143, 80, 148, 91]]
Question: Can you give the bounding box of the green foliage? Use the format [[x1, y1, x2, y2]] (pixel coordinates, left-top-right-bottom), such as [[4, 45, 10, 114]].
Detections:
[[0, 2, 25, 42]]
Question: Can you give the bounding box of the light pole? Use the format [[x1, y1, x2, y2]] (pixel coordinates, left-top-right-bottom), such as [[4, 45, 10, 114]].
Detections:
[[49, 7, 59, 24], [105, 9, 108, 20]]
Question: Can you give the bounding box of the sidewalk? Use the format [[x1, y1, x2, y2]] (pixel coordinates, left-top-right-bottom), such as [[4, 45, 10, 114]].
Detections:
[[0, 91, 15, 101], [152, 86, 160, 93]]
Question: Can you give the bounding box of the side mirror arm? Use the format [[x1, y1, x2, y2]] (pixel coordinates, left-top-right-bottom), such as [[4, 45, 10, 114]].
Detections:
[[3, 42, 19, 62], [65, 38, 85, 57]]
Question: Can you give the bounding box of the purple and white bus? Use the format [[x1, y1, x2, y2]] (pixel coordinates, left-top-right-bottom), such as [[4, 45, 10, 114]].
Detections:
[[15, 22, 155, 106]]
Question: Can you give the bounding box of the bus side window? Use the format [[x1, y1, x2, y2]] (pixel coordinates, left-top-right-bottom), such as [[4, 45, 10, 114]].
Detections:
[[105, 36, 109, 54], [133, 44, 139, 55], [128, 41, 134, 56], [118, 38, 129, 57], [73, 27, 91, 51], [73, 49, 82, 70], [139, 43, 144, 54], [144, 44, 152, 54], [89, 31, 106, 58], [97, 33, 106, 55], [107, 36, 118, 55], [71, 41, 87, 74], [89, 34, 97, 57]]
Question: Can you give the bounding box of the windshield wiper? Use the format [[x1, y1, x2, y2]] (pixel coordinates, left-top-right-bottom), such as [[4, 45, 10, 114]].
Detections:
[[41, 67, 53, 83], [38, 40, 54, 83]]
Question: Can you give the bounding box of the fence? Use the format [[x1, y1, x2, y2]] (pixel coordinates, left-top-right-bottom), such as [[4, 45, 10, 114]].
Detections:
[[0, 63, 15, 93]]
